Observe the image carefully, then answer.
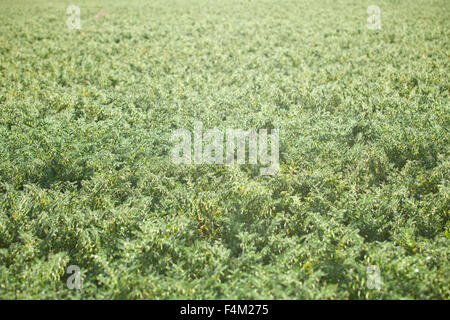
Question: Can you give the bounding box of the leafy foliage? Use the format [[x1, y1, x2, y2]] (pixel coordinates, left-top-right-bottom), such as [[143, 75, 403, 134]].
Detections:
[[0, 0, 448, 299]]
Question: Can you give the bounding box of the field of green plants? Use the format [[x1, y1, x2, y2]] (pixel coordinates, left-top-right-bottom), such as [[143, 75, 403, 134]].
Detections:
[[0, 0, 449, 299]]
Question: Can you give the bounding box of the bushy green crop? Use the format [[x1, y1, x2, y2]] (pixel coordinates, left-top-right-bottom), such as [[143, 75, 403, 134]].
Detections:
[[0, 0, 448, 299]]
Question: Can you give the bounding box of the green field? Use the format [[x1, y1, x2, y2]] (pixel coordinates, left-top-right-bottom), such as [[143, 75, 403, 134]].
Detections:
[[0, 0, 449, 299]]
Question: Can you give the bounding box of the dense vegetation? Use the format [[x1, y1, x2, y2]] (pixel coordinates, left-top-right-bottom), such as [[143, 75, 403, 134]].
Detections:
[[0, 0, 448, 299]]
